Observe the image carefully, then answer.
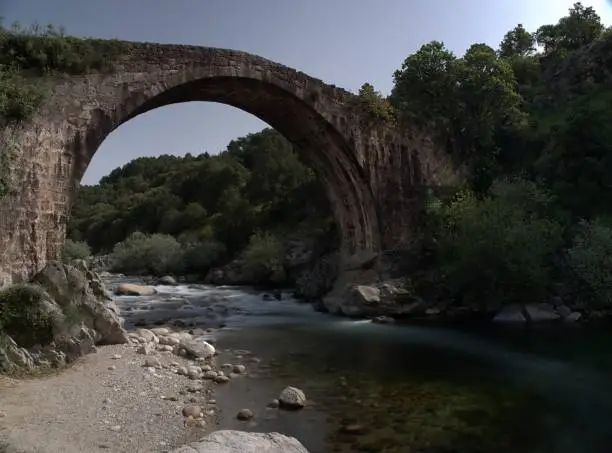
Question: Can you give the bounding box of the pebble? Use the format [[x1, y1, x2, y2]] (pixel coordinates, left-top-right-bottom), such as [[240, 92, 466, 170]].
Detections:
[[233, 364, 246, 374], [182, 404, 202, 418], [109, 425, 121, 432], [144, 357, 161, 368], [340, 424, 366, 435], [214, 375, 230, 384], [107, 365, 116, 370], [236, 408, 254, 421], [111, 354, 122, 360], [267, 399, 280, 408]]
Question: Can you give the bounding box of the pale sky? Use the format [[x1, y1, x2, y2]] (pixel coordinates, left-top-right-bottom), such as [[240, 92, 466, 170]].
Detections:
[[2, 0, 611, 184]]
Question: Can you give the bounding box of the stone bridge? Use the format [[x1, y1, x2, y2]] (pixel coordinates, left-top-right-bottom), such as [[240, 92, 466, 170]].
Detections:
[[0, 41, 461, 287]]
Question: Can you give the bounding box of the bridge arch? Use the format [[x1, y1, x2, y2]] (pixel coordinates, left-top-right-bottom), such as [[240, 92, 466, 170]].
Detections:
[[65, 45, 381, 268]]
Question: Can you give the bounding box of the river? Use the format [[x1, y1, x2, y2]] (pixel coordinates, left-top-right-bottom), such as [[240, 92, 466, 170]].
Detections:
[[109, 276, 612, 453]]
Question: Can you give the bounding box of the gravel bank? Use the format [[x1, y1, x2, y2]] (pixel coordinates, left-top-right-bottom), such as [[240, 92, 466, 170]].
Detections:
[[0, 342, 216, 453]]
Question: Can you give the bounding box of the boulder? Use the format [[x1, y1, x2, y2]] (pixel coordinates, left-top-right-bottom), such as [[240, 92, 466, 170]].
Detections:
[[493, 304, 527, 323], [524, 303, 560, 322], [0, 261, 128, 372], [278, 386, 306, 409], [565, 312, 582, 322], [158, 275, 177, 286], [169, 430, 309, 453], [180, 338, 216, 359], [114, 283, 157, 296]]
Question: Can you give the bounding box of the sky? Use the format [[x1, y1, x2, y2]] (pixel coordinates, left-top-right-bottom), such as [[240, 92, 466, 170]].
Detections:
[[2, 0, 611, 184]]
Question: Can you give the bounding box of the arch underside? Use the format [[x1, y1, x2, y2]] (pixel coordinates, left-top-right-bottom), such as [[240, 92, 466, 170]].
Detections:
[[73, 75, 381, 263]]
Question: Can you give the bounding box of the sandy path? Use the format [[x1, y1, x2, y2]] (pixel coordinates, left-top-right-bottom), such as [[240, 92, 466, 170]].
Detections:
[[0, 343, 216, 453]]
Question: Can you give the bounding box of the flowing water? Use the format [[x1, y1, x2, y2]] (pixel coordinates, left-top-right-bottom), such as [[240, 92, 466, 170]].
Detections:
[[109, 276, 612, 453]]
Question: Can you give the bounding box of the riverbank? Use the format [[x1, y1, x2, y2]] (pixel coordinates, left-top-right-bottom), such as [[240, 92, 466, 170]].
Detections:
[[4, 272, 612, 453], [0, 342, 213, 452]]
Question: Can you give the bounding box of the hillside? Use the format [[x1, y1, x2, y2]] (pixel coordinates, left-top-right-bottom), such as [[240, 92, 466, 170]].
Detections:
[[67, 128, 338, 289], [64, 2, 612, 314]]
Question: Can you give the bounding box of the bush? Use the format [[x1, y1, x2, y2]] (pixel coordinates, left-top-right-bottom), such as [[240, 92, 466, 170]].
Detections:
[[109, 232, 183, 276], [61, 239, 91, 262], [566, 219, 612, 308], [242, 231, 286, 284], [430, 179, 564, 310], [0, 283, 55, 348], [181, 240, 227, 275], [0, 65, 44, 125]]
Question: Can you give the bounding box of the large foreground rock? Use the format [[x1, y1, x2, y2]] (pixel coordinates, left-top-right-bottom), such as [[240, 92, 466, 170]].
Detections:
[[170, 430, 310, 453], [0, 261, 128, 372]]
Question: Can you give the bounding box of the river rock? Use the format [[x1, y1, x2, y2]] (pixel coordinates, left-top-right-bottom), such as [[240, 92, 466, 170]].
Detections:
[[278, 386, 306, 409], [214, 375, 230, 384], [182, 404, 203, 418], [493, 304, 527, 323], [158, 275, 177, 286], [169, 430, 310, 453], [180, 339, 215, 359], [114, 283, 157, 296], [372, 316, 395, 324], [236, 408, 254, 420], [557, 305, 572, 318], [565, 312, 582, 322], [233, 364, 246, 374], [525, 303, 560, 322]]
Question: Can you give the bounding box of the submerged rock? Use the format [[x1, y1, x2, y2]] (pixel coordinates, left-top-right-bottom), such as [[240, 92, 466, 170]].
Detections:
[[169, 430, 309, 453]]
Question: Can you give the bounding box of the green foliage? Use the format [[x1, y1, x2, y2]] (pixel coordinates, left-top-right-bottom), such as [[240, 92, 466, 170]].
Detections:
[[566, 219, 612, 308], [499, 24, 535, 58], [391, 40, 526, 192], [69, 128, 333, 282], [181, 241, 227, 275], [391, 41, 459, 130], [534, 2, 603, 55], [61, 239, 91, 263], [0, 283, 55, 348], [352, 83, 396, 128], [109, 232, 183, 276], [0, 20, 126, 75], [0, 20, 125, 125], [429, 180, 564, 310], [242, 231, 286, 284]]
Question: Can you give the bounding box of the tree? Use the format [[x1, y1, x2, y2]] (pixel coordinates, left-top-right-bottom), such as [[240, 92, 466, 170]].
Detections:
[[391, 41, 459, 129], [499, 24, 535, 58], [456, 43, 526, 147], [535, 2, 604, 54]]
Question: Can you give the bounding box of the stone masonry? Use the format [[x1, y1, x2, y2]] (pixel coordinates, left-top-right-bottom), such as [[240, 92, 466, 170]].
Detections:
[[0, 42, 462, 286]]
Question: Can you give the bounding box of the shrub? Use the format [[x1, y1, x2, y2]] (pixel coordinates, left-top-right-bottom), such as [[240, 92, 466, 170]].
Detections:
[[0, 65, 44, 125], [242, 231, 286, 284], [0, 283, 55, 348], [566, 219, 612, 308], [61, 239, 91, 262], [181, 240, 227, 275], [109, 232, 183, 276], [431, 179, 564, 310]]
